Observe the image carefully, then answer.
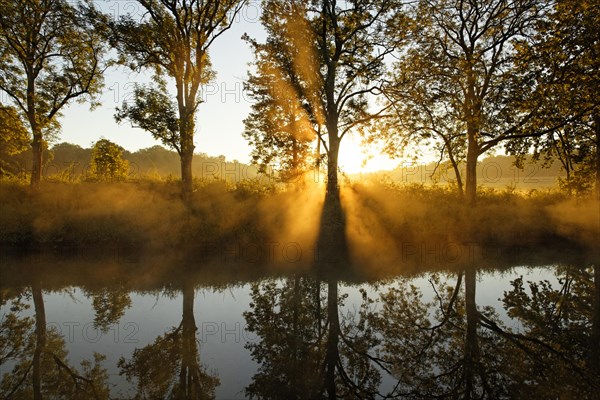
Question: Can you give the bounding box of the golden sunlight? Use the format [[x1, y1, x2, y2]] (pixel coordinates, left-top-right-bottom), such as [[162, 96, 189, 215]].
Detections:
[[338, 134, 399, 174]]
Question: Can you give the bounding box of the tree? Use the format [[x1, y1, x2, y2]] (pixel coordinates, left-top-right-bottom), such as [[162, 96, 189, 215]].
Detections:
[[0, 0, 107, 186], [506, 0, 600, 198], [245, 0, 396, 196], [106, 0, 247, 196], [242, 39, 318, 182], [0, 105, 29, 177], [382, 0, 550, 204], [89, 139, 129, 182]]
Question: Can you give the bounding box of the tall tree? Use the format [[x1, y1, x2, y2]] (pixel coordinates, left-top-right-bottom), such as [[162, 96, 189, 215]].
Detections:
[[383, 0, 550, 204], [106, 0, 247, 196], [246, 0, 395, 196], [0, 0, 107, 186], [506, 0, 600, 198]]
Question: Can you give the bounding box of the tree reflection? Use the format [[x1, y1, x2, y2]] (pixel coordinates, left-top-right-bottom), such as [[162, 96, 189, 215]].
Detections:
[[0, 278, 109, 399], [118, 280, 219, 399], [369, 264, 600, 398], [368, 270, 508, 398], [86, 286, 132, 333], [244, 275, 382, 399], [497, 263, 600, 397], [244, 276, 325, 398]]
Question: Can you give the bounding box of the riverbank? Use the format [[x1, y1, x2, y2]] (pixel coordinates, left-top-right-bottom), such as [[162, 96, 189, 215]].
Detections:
[[1, 181, 598, 269]]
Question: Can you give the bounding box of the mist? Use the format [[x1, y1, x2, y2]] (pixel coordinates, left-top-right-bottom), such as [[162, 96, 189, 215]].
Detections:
[[2, 179, 597, 275]]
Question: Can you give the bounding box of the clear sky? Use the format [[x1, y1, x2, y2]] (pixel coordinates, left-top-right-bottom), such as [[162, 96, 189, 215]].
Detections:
[[57, 1, 400, 173]]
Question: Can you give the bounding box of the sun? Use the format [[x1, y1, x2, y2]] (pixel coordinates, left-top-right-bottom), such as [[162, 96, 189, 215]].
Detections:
[[337, 134, 398, 174]]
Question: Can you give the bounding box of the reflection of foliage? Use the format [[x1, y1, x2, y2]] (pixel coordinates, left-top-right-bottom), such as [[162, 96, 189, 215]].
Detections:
[[88, 287, 132, 333], [118, 285, 219, 400], [244, 276, 382, 399], [368, 273, 509, 398], [0, 295, 33, 367], [500, 265, 600, 398], [119, 327, 219, 400], [244, 277, 325, 399], [0, 293, 109, 399]]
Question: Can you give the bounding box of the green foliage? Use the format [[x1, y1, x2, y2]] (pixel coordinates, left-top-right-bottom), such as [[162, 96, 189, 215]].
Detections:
[[245, 0, 397, 191], [506, 0, 600, 196], [242, 3, 319, 180], [115, 83, 181, 154], [89, 139, 130, 182], [105, 0, 245, 194], [0, 105, 29, 177], [380, 0, 552, 201], [0, 0, 107, 184]]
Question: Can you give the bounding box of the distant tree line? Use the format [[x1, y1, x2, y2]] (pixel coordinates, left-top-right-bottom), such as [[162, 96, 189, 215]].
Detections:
[[0, 141, 260, 183]]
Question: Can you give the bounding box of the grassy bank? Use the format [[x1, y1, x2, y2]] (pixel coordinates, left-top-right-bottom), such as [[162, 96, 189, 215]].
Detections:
[[1, 180, 598, 267]]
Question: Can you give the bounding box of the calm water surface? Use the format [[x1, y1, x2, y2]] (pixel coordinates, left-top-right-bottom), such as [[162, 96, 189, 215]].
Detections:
[[1, 250, 598, 399]]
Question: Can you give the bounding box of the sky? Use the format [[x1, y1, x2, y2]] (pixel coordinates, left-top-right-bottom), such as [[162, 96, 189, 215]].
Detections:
[[55, 0, 401, 174]]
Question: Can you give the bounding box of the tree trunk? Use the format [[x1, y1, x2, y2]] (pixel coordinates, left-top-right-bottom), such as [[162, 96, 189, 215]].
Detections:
[[594, 113, 600, 201], [32, 280, 46, 400], [180, 150, 194, 197], [326, 137, 340, 197], [179, 114, 195, 198], [27, 74, 42, 186], [324, 279, 339, 399], [449, 149, 464, 196], [464, 267, 480, 399], [465, 130, 478, 205], [464, 61, 479, 205], [31, 132, 43, 186]]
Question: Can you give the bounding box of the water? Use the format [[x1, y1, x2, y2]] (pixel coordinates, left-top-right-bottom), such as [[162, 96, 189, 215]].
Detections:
[[1, 250, 598, 399]]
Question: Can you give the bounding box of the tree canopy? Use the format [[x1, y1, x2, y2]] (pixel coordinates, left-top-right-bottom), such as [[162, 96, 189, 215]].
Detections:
[[0, 0, 107, 185], [106, 0, 247, 196]]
